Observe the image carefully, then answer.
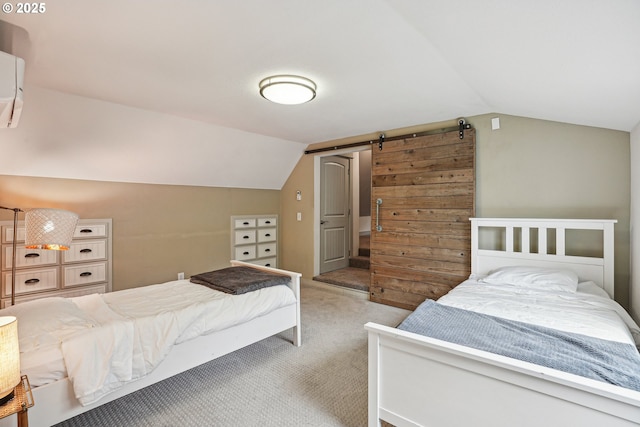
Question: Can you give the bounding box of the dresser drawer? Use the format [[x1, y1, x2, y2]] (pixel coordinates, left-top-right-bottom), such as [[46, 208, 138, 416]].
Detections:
[[234, 230, 256, 244], [234, 218, 256, 229], [2, 225, 26, 243], [73, 222, 108, 239], [63, 262, 107, 287], [258, 217, 277, 227], [257, 242, 277, 258], [257, 228, 276, 242], [63, 240, 107, 263], [249, 257, 277, 268], [234, 246, 256, 260], [3, 267, 59, 296], [3, 245, 58, 269]]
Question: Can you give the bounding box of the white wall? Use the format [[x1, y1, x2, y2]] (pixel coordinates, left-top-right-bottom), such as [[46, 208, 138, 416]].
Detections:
[[630, 121, 640, 322], [0, 87, 305, 190]]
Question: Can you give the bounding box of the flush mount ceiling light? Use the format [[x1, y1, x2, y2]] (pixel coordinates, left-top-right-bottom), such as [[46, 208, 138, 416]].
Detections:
[[259, 75, 316, 105]]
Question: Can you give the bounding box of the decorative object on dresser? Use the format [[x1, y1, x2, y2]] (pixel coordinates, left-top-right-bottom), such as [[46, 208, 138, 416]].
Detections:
[[0, 206, 79, 306], [0, 216, 112, 308], [231, 215, 278, 267]]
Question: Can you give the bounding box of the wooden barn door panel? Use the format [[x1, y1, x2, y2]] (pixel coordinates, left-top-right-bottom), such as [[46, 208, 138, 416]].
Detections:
[[370, 128, 475, 310]]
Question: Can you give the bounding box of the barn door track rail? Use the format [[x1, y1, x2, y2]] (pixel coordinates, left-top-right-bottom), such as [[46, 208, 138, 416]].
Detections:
[[304, 118, 472, 155]]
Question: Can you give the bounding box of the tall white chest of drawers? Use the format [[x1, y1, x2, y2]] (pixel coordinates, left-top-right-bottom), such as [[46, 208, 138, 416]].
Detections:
[[231, 215, 278, 268], [1, 218, 112, 307]]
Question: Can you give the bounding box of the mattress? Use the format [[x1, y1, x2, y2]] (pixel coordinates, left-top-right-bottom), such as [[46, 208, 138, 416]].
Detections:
[[437, 277, 640, 346], [3, 279, 296, 404]]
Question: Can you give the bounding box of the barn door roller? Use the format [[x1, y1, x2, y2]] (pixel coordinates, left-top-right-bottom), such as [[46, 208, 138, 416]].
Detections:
[[458, 118, 471, 139]]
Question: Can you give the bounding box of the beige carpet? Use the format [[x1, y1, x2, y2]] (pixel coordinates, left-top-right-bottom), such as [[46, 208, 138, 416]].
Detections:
[[56, 280, 410, 427]]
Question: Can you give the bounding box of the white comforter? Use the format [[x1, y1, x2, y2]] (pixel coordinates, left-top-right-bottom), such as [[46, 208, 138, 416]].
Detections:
[[438, 277, 640, 347], [3, 279, 296, 406]]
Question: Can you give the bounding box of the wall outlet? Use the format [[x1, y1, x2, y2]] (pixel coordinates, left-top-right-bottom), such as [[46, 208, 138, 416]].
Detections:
[[178, 272, 185, 280]]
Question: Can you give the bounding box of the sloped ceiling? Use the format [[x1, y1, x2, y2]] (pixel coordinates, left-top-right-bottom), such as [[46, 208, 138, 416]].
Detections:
[[1, 0, 639, 189]]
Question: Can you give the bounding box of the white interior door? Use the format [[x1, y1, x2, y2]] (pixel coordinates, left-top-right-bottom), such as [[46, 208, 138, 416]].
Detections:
[[320, 156, 351, 274]]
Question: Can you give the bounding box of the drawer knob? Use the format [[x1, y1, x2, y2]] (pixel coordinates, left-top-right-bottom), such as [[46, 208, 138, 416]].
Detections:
[[243, 221, 250, 225], [265, 248, 271, 252], [243, 235, 250, 239], [265, 233, 271, 237], [80, 272, 92, 277], [80, 248, 93, 253], [243, 251, 250, 255], [80, 229, 93, 233], [24, 278, 40, 285], [24, 253, 40, 258]]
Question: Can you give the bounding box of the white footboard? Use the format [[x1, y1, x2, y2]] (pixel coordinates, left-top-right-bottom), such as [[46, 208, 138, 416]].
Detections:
[[366, 322, 640, 427], [231, 260, 302, 346]]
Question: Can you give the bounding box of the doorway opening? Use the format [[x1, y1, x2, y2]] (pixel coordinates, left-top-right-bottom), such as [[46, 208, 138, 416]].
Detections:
[[312, 150, 371, 292]]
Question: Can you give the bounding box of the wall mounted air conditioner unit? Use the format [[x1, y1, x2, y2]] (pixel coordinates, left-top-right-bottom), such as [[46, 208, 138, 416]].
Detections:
[[0, 51, 25, 128]]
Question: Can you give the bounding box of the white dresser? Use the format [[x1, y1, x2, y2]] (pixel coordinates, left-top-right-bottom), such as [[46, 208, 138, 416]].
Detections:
[[1, 218, 112, 307], [231, 215, 278, 268]]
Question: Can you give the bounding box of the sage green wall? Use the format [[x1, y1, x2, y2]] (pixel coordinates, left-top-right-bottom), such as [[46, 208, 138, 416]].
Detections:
[[0, 175, 280, 291], [280, 114, 631, 308], [472, 114, 630, 306]]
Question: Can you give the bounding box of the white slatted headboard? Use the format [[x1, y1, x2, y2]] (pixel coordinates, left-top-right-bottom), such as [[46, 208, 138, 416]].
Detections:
[[470, 218, 617, 298]]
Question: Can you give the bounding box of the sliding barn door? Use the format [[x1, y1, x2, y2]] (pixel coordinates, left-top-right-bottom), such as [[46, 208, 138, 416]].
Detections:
[[370, 128, 475, 310]]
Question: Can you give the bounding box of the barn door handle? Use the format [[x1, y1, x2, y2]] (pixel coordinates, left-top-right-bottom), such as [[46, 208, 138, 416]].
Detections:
[[375, 198, 383, 232]]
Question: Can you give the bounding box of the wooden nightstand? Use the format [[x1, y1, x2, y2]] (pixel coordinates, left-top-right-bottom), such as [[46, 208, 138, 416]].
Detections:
[[0, 376, 34, 427]]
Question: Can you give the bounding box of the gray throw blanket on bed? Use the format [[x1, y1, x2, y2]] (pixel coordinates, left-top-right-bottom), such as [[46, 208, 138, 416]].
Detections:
[[190, 266, 290, 295], [398, 299, 640, 392]]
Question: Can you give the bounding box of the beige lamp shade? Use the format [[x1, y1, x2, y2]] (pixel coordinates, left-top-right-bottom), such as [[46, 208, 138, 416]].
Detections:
[[24, 208, 79, 250], [0, 316, 20, 403]]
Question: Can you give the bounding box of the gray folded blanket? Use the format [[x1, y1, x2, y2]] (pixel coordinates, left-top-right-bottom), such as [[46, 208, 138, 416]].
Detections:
[[190, 266, 290, 295]]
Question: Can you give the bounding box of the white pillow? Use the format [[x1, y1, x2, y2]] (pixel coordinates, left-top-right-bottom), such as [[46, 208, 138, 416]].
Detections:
[[479, 266, 579, 293], [577, 281, 610, 299], [1, 297, 97, 352]]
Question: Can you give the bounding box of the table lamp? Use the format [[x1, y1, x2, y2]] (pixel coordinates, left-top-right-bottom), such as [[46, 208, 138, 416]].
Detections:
[[0, 316, 19, 405]]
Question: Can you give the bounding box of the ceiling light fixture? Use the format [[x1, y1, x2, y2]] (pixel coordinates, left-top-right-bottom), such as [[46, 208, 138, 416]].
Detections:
[[259, 75, 316, 105]]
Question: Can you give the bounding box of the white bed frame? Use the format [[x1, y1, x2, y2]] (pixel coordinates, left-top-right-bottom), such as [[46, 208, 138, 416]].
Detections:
[[366, 218, 640, 427], [2, 260, 301, 427]]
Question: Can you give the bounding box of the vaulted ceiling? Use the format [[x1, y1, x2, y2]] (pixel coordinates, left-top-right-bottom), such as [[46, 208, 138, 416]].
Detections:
[[1, 0, 639, 188]]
